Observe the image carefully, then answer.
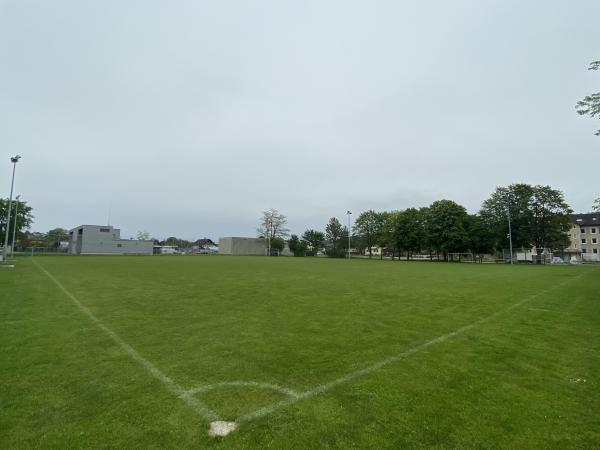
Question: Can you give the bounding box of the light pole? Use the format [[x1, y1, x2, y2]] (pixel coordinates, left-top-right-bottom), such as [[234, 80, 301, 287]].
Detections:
[[11, 195, 21, 255], [346, 210, 352, 259], [3, 155, 21, 262], [507, 204, 513, 265]]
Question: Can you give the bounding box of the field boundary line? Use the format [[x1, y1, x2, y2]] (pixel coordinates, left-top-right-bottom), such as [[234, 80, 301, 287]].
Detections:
[[32, 259, 218, 422], [238, 271, 588, 424]]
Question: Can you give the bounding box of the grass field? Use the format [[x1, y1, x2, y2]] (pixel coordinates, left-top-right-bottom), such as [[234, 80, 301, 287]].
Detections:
[[1, 256, 599, 449]]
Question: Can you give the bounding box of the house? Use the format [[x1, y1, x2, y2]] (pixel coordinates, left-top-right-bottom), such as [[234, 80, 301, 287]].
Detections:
[[565, 213, 600, 262], [68, 225, 153, 255]]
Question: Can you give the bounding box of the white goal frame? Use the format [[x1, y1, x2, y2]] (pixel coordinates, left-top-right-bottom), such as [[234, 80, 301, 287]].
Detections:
[[447, 252, 474, 263]]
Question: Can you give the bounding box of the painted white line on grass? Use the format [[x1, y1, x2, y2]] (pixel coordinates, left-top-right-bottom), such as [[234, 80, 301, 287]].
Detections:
[[528, 307, 561, 313], [183, 381, 300, 399], [33, 260, 218, 422], [237, 272, 588, 424]]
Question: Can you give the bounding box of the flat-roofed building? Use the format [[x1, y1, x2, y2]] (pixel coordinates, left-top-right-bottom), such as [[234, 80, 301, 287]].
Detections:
[[68, 225, 153, 255]]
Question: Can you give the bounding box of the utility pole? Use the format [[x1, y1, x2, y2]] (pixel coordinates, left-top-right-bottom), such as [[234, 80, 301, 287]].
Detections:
[[11, 195, 21, 255], [507, 205, 513, 265], [346, 211, 352, 259], [2, 155, 21, 262]]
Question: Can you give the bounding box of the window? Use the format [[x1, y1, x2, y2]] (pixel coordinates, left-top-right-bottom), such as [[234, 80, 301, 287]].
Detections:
[[580, 227, 586, 234], [592, 228, 597, 234], [581, 238, 586, 244], [99, 228, 110, 232], [117, 244, 122, 248], [593, 238, 598, 244], [582, 249, 587, 253], [594, 249, 598, 254]]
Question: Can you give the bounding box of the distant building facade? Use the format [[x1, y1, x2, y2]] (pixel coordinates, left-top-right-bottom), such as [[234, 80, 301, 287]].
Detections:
[[218, 237, 267, 255], [68, 225, 153, 255], [565, 213, 600, 262]]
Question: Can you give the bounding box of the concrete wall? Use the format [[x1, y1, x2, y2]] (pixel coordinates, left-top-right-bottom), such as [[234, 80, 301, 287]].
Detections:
[[218, 237, 267, 255], [68, 225, 153, 255]]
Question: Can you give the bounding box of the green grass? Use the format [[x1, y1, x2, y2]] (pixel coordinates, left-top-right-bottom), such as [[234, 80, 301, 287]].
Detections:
[[1, 256, 599, 449]]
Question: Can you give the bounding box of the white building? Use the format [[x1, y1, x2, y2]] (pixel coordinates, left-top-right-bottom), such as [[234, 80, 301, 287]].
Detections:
[[68, 225, 153, 255]]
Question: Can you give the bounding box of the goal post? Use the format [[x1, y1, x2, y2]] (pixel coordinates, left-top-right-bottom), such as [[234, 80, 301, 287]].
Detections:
[[447, 253, 474, 263], [265, 248, 280, 256]]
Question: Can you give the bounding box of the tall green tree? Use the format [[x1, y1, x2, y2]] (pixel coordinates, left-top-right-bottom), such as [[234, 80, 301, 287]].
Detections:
[[375, 211, 392, 259], [425, 200, 470, 260], [288, 234, 307, 256], [0, 198, 34, 248], [480, 184, 535, 250], [353, 210, 385, 258], [325, 217, 347, 258], [576, 60, 600, 136], [529, 185, 572, 250], [594, 197, 600, 212], [46, 228, 69, 248], [480, 184, 572, 252], [270, 236, 285, 253], [301, 229, 325, 256], [465, 214, 495, 258], [385, 208, 426, 260]]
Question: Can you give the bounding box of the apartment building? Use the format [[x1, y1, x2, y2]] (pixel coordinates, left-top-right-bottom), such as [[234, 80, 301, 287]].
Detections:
[[566, 213, 600, 262]]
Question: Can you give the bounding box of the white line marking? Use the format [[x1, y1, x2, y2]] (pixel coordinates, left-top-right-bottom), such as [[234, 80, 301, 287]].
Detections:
[[238, 272, 587, 423], [33, 259, 218, 422], [528, 307, 561, 313], [183, 381, 300, 399]]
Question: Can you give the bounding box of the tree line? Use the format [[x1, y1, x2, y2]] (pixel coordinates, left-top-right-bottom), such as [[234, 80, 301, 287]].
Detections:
[[264, 184, 588, 259]]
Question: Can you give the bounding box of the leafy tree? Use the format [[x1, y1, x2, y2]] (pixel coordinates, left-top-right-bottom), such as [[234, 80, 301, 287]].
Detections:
[[529, 185, 572, 250], [465, 214, 495, 258], [270, 236, 285, 253], [46, 228, 69, 248], [385, 208, 426, 260], [576, 60, 600, 136], [257, 208, 289, 254], [353, 210, 385, 258], [594, 198, 600, 212], [325, 217, 347, 258], [480, 184, 572, 253], [21, 231, 46, 249], [288, 234, 307, 256], [375, 211, 392, 259], [165, 236, 179, 246], [301, 229, 325, 256], [480, 184, 536, 250], [136, 230, 151, 240], [425, 200, 470, 260], [0, 198, 34, 249]]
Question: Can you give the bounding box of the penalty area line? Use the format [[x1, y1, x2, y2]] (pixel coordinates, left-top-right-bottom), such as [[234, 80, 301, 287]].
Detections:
[[32, 259, 218, 422], [238, 271, 588, 424]]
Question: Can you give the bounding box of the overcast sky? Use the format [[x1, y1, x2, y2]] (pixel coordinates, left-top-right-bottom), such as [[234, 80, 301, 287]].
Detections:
[[1, 0, 598, 240]]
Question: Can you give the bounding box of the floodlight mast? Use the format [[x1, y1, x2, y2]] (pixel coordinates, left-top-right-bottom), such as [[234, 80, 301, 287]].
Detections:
[[346, 210, 352, 259], [11, 195, 20, 255], [507, 204, 513, 265], [3, 155, 21, 262]]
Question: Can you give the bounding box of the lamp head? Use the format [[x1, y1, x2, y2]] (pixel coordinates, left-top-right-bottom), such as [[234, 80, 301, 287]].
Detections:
[[10, 155, 21, 163]]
